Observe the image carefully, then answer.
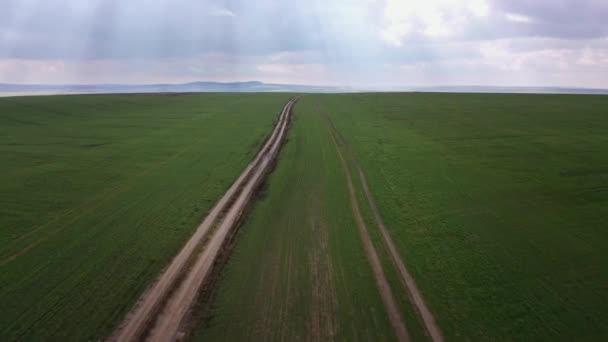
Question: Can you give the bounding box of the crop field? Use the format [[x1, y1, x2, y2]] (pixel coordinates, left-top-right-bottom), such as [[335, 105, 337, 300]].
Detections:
[[0, 93, 291, 340], [2, 92, 607, 341], [312, 93, 608, 340], [189, 93, 608, 341], [191, 98, 429, 341]]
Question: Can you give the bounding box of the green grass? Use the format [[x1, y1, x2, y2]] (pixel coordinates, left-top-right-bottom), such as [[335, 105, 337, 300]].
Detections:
[[192, 98, 407, 341], [313, 92, 608, 340], [0, 93, 291, 340], [4, 92, 607, 341]]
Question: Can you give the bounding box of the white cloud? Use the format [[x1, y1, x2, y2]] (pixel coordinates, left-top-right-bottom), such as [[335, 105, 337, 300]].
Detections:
[[381, 0, 490, 46], [1, 0, 607, 88], [209, 7, 236, 18], [505, 13, 532, 23]]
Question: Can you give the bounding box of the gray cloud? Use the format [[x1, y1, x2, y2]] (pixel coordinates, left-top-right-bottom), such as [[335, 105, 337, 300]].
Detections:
[[489, 0, 608, 39], [0, 0, 369, 60], [2, 0, 608, 60], [0, 0, 607, 87]]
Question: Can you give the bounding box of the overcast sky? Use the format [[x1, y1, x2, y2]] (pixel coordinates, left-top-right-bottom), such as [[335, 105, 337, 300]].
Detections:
[[1, 0, 607, 87]]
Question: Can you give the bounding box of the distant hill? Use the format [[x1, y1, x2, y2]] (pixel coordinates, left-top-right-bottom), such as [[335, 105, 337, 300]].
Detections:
[[1, 81, 607, 96], [0, 81, 351, 95], [405, 85, 608, 95]]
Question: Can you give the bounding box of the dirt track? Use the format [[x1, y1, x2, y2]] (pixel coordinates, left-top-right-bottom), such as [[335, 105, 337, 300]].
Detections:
[[321, 107, 443, 342], [111, 98, 298, 342], [323, 112, 411, 342], [357, 167, 444, 342]]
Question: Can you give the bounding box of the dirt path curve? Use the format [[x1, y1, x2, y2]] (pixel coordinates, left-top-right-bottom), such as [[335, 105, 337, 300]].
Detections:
[[321, 108, 444, 342], [323, 111, 410, 342], [111, 98, 298, 342]]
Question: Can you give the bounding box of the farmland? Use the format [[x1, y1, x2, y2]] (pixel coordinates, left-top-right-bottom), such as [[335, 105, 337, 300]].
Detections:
[[0, 93, 291, 340], [191, 98, 429, 341], [190, 93, 608, 341], [313, 93, 608, 340], [1, 92, 607, 341]]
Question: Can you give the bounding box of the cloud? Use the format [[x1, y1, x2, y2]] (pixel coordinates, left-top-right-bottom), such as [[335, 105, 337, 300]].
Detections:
[[0, 0, 607, 87], [209, 7, 236, 18], [504, 13, 532, 23], [380, 0, 608, 44], [381, 0, 490, 45]]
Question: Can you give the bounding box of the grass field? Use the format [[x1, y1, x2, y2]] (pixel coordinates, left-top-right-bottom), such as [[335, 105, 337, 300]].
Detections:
[[190, 93, 608, 341], [192, 98, 417, 341], [313, 93, 608, 340], [2, 92, 607, 341], [0, 93, 291, 340]]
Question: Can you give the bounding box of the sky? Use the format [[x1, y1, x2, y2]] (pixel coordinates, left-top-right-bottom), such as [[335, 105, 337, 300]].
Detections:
[[1, 0, 607, 88]]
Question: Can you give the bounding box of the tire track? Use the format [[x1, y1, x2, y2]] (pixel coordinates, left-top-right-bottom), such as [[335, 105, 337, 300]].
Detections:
[[320, 105, 444, 342], [322, 110, 411, 342], [111, 98, 298, 342], [357, 166, 444, 342]]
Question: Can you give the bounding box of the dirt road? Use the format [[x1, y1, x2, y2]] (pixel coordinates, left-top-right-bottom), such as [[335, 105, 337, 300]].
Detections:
[[323, 112, 411, 342], [111, 98, 298, 342], [357, 167, 444, 342]]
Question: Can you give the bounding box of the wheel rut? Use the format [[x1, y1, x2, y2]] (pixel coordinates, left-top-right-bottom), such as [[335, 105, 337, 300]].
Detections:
[[321, 108, 411, 342], [319, 104, 443, 342], [110, 98, 298, 342]]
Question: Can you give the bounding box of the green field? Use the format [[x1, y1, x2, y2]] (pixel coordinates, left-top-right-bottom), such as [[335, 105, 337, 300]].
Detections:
[[2, 92, 607, 341], [191, 93, 608, 341], [314, 93, 608, 340], [0, 93, 291, 340], [192, 97, 428, 341]]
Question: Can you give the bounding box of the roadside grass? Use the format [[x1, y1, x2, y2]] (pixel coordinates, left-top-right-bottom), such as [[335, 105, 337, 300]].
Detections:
[[314, 92, 608, 340], [0, 93, 291, 340], [192, 98, 401, 341]]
